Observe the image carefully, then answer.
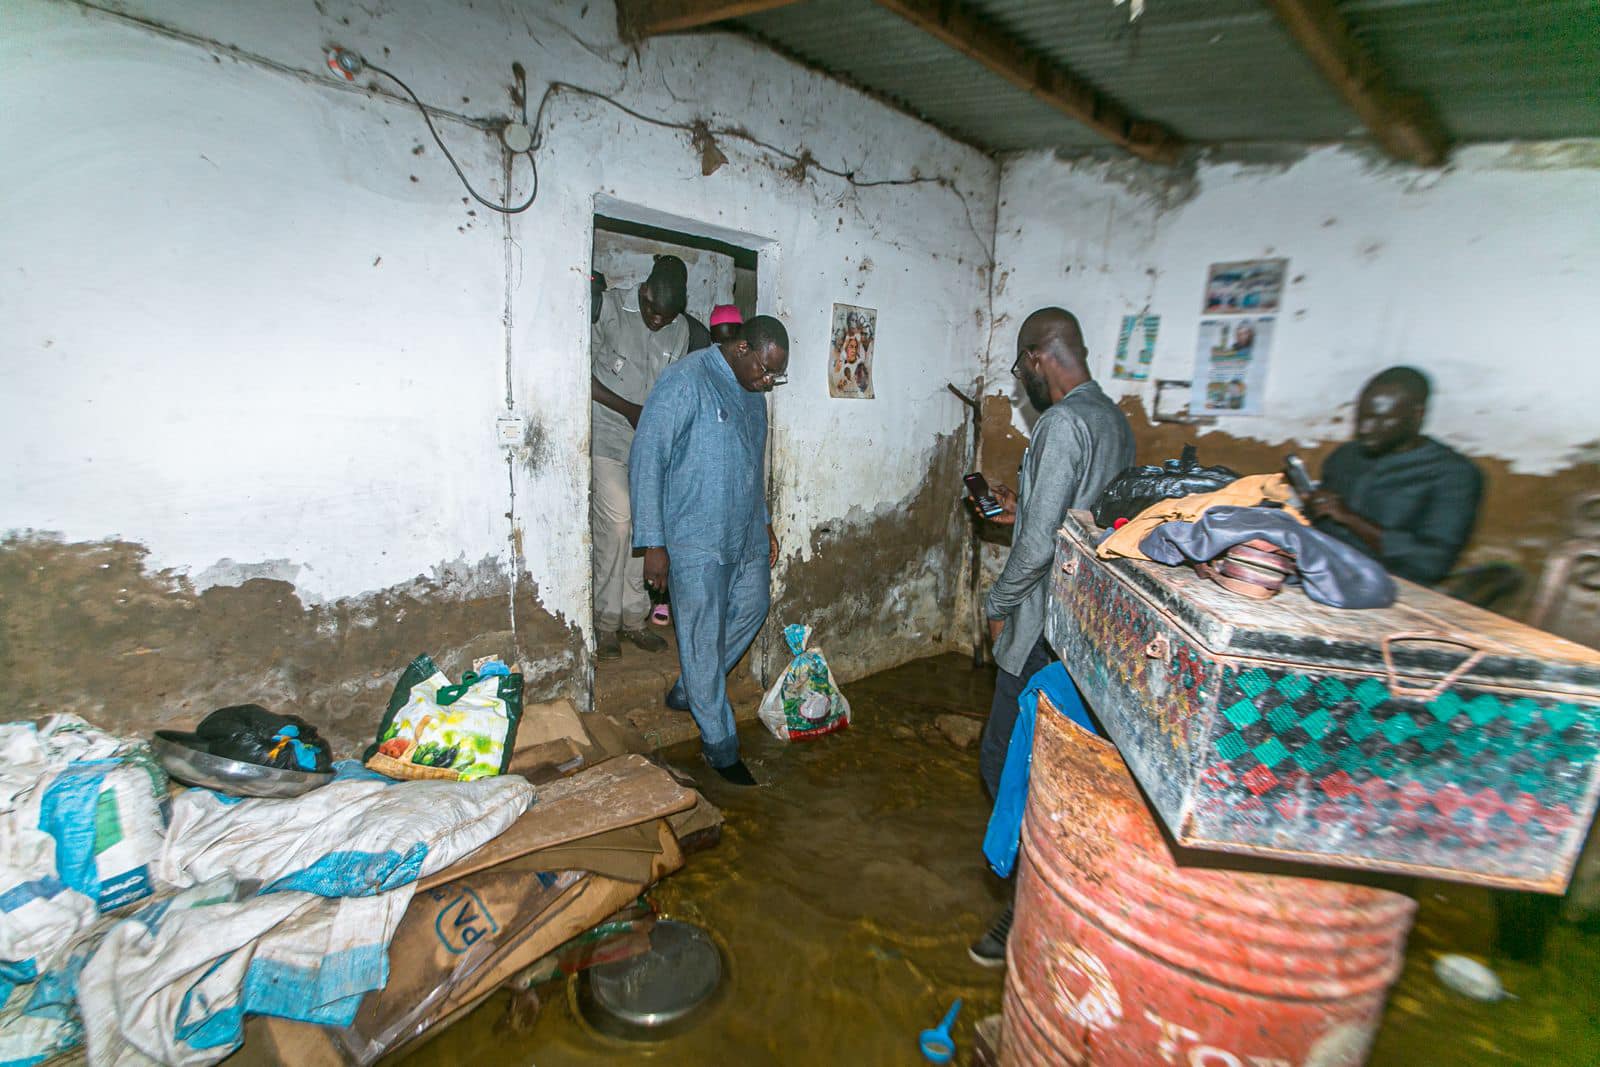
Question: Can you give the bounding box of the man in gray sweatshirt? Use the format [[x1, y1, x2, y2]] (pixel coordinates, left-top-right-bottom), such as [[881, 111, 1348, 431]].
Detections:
[[969, 306, 1135, 966]]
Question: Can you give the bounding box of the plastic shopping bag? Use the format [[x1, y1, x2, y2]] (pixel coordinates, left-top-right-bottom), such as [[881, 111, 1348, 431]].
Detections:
[[757, 624, 851, 742], [365, 655, 524, 781]]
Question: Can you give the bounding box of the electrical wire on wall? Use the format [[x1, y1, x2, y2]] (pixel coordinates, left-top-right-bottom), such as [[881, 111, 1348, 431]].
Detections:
[[325, 49, 992, 265], [327, 48, 539, 214]]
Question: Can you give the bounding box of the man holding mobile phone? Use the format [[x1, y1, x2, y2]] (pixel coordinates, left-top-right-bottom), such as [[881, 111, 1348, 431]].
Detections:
[[966, 307, 1135, 967], [1305, 366, 1482, 586]]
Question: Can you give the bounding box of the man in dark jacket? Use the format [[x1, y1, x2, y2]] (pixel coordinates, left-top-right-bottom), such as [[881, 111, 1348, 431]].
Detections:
[[968, 307, 1135, 966], [1308, 367, 1482, 586]]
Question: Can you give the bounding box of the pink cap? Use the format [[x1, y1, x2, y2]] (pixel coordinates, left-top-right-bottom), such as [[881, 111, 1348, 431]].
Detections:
[[709, 305, 743, 328]]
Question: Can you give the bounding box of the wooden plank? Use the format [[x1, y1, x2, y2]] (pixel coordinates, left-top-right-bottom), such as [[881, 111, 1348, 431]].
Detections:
[[616, 0, 805, 38], [416, 755, 697, 891], [871, 0, 1182, 164], [1263, 0, 1449, 166]]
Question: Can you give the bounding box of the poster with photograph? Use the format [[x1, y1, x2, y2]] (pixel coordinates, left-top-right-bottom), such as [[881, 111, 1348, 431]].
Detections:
[[1202, 259, 1287, 315], [1191, 316, 1275, 417], [829, 303, 875, 399], [1113, 312, 1160, 381]]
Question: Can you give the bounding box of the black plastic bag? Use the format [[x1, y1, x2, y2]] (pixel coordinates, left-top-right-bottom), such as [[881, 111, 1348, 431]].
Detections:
[[1092, 445, 1240, 527], [191, 704, 334, 773]]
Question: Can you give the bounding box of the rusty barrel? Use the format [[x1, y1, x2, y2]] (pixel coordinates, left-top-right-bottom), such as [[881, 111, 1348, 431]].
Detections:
[[1002, 702, 1416, 1067]]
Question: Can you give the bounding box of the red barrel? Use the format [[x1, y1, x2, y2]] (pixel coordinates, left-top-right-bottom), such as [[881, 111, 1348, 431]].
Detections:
[[1002, 704, 1416, 1067]]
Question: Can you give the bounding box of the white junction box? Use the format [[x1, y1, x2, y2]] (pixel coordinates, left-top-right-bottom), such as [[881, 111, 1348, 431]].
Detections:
[[496, 415, 525, 446]]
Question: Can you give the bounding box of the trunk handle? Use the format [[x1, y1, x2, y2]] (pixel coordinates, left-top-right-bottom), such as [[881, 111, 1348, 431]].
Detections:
[[1381, 630, 1488, 699]]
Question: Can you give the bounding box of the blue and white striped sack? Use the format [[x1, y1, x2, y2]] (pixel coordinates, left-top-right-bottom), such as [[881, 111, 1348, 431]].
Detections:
[[77, 764, 533, 1067], [0, 819, 100, 1067], [0, 716, 169, 1067], [1, 717, 168, 918]]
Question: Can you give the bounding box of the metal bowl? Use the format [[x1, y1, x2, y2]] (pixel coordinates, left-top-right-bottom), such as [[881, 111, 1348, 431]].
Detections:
[[152, 730, 335, 798], [577, 920, 725, 1039]]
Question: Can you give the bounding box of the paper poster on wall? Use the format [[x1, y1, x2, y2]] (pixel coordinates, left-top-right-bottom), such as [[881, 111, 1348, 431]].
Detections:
[[1191, 316, 1274, 416], [829, 303, 875, 399], [1202, 259, 1287, 315], [1112, 312, 1160, 381]]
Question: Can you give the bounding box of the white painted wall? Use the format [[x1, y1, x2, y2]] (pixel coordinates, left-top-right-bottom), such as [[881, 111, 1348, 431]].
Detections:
[[1, 0, 997, 664], [990, 143, 1600, 475], [1, 6, 509, 603]]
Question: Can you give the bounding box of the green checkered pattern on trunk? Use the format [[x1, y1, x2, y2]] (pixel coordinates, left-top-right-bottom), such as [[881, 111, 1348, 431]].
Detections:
[[1211, 666, 1596, 799]]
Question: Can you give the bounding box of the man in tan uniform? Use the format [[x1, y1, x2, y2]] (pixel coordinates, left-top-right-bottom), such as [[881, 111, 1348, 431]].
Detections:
[[590, 256, 690, 659]]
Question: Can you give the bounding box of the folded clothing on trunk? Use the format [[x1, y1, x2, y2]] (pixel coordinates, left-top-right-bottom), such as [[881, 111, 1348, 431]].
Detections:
[[1097, 473, 1304, 561], [1139, 506, 1397, 610]]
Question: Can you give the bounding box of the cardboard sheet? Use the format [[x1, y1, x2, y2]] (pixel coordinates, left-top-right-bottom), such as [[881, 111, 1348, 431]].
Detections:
[[416, 755, 696, 892]]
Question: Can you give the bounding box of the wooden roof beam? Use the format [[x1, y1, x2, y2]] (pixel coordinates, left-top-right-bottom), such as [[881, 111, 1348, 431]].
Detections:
[[617, 0, 806, 39], [872, 0, 1183, 164], [1263, 0, 1449, 166]]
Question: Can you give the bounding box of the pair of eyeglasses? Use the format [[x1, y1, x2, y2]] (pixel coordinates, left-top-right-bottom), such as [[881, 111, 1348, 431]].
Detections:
[[1010, 345, 1037, 377], [754, 356, 788, 386]]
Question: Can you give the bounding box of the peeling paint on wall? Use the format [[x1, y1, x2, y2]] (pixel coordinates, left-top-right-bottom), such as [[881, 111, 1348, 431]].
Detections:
[[1046, 149, 1202, 212], [1490, 141, 1600, 172], [2, 0, 997, 727], [771, 433, 969, 682], [0, 534, 581, 756], [979, 394, 1028, 487], [993, 142, 1600, 476]]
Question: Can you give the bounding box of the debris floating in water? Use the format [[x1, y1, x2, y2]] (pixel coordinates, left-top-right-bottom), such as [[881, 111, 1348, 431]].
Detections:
[[1432, 954, 1511, 1002]]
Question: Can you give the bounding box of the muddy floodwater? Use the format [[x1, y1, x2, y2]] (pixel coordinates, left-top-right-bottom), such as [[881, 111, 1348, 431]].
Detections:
[[402, 654, 1599, 1066]]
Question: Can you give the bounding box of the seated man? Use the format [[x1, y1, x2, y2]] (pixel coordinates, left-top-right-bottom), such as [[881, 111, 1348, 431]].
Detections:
[[1307, 366, 1482, 586]]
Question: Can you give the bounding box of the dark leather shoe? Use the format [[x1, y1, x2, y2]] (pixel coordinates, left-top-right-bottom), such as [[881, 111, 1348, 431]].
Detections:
[[621, 626, 667, 653], [712, 759, 758, 787], [595, 630, 621, 661]]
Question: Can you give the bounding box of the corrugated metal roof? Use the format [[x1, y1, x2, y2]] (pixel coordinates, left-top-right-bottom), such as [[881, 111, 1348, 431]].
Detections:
[[973, 0, 1357, 142], [1343, 0, 1600, 141], [732, 0, 1600, 155], [739, 0, 1111, 149]]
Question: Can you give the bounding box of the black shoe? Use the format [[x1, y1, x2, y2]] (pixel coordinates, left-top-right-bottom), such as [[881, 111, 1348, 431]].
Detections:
[[968, 904, 1013, 968], [595, 630, 621, 661], [620, 626, 668, 653], [665, 681, 691, 712], [712, 759, 758, 787]]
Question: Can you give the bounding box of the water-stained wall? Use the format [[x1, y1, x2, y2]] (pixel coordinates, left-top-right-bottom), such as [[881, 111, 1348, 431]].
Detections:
[[986, 142, 1600, 645], [0, 0, 996, 744]]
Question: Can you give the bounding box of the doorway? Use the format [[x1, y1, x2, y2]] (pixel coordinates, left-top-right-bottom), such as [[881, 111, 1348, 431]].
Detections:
[[588, 210, 766, 718]]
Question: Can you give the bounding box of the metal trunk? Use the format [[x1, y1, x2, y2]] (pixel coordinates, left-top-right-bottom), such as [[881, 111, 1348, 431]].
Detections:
[[1048, 511, 1600, 891]]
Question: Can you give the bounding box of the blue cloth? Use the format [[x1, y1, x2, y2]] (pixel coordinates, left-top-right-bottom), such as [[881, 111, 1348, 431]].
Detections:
[[268, 725, 318, 771], [1141, 506, 1396, 609], [668, 552, 771, 767], [35, 761, 114, 903], [982, 662, 1095, 878], [629, 346, 769, 564], [473, 658, 512, 678]]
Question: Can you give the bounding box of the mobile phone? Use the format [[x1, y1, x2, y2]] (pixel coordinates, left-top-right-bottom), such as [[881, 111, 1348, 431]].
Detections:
[[964, 472, 1005, 518], [1283, 454, 1317, 499]]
